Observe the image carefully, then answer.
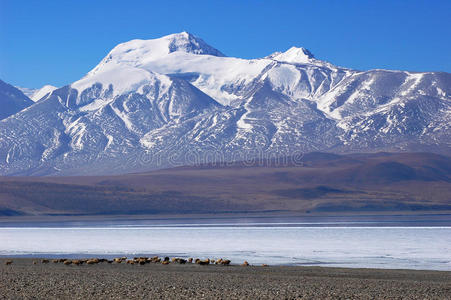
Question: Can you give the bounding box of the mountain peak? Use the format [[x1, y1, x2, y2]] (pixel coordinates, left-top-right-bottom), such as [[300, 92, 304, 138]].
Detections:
[[164, 31, 225, 56], [88, 32, 225, 76], [30, 85, 58, 102], [270, 46, 315, 64], [166, 31, 194, 40]]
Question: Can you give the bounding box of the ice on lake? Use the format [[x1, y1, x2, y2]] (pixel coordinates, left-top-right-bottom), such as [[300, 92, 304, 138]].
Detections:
[[1, 220, 450, 271]]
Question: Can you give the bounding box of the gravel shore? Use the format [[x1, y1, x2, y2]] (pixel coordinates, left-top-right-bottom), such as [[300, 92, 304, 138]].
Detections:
[[1, 258, 450, 299]]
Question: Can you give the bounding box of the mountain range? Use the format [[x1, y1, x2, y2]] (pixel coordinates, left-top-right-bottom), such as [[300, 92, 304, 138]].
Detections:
[[0, 32, 450, 175]]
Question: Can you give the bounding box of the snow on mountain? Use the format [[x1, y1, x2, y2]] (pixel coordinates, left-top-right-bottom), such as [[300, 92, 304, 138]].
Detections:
[[30, 85, 58, 102], [0, 80, 34, 120], [17, 85, 58, 102], [0, 32, 450, 175], [87, 32, 267, 106], [270, 47, 314, 64], [88, 32, 224, 77]]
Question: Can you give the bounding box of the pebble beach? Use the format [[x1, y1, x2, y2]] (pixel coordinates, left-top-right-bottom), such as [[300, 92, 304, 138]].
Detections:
[[1, 258, 451, 299]]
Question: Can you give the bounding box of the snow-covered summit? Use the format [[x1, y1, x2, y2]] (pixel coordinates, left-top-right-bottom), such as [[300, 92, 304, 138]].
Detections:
[[75, 32, 270, 106], [30, 85, 58, 102], [17, 85, 58, 102], [88, 32, 225, 77], [270, 47, 315, 64], [166, 32, 225, 57]]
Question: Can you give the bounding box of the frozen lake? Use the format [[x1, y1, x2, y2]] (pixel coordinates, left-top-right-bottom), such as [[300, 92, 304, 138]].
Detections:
[[1, 218, 450, 271]]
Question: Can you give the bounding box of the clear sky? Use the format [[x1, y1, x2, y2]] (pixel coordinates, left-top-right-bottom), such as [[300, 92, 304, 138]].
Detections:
[[1, 0, 450, 88]]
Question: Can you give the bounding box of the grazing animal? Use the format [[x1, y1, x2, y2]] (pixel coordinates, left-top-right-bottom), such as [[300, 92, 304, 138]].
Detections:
[[215, 259, 223, 264], [172, 258, 187, 264], [161, 260, 170, 265], [188, 258, 193, 263], [164, 257, 170, 262], [64, 260, 72, 265], [241, 261, 249, 266], [5, 260, 12, 265], [221, 259, 231, 266], [197, 259, 210, 265], [41, 259, 49, 264], [52, 259, 59, 263], [149, 257, 161, 263], [72, 260, 81, 265], [262, 264, 268, 267], [149, 256, 160, 263], [113, 258, 122, 263], [33, 261, 37, 265]]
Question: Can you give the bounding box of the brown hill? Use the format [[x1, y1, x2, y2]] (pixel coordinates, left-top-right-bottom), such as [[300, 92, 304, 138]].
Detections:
[[0, 152, 450, 217]]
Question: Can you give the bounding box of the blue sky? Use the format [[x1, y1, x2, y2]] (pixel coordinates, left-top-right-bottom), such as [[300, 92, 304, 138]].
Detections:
[[1, 0, 450, 88]]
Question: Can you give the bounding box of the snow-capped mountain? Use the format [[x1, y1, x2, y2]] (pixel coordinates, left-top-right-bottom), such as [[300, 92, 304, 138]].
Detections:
[[0, 32, 450, 175], [0, 80, 34, 121], [31, 85, 58, 102], [18, 85, 58, 102]]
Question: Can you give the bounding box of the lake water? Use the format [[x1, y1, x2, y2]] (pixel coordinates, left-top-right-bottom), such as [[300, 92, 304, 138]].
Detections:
[[1, 217, 450, 271]]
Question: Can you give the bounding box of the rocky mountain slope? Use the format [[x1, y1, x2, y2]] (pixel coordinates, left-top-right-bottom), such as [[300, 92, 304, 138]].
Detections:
[[0, 32, 450, 175], [0, 80, 34, 121]]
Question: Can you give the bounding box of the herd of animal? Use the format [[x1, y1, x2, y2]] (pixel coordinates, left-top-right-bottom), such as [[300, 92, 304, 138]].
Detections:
[[3, 257, 253, 266]]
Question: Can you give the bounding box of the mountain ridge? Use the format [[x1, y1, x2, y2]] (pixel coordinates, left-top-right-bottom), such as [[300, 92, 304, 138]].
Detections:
[[0, 80, 34, 121], [17, 85, 58, 102]]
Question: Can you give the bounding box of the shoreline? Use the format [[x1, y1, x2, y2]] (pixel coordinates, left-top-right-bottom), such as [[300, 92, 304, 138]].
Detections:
[[0, 255, 450, 272], [2, 257, 451, 273], [1, 258, 450, 299], [1, 212, 451, 225]]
